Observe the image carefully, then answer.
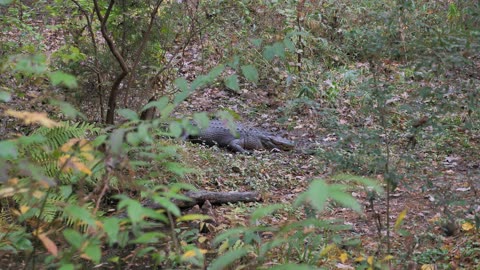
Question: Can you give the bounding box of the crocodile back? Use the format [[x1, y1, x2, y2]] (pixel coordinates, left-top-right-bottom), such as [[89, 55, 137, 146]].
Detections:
[[189, 120, 294, 152]]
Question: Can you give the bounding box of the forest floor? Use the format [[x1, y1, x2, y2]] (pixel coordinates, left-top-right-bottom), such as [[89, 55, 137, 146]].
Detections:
[[84, 38, 479, 269], [155, 43, 480, 269]]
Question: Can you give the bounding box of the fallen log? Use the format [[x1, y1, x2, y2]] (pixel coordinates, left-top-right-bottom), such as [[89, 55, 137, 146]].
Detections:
[[174, 190, 262, 208], [139, 190, 262, 210]]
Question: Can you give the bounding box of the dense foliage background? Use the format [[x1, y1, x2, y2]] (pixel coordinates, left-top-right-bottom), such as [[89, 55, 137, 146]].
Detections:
[[0, 0, 479, 269]]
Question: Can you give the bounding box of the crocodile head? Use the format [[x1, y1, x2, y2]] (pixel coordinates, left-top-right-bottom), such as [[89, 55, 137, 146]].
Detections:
[[259, 135, 295, 151]]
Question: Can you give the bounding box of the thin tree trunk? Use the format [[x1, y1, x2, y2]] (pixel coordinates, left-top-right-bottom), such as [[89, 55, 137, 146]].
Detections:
[[93, 0, 129, 124]]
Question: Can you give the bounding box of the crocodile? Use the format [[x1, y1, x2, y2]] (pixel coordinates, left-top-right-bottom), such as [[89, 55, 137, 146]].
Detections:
[[187, 120, 294, 153]]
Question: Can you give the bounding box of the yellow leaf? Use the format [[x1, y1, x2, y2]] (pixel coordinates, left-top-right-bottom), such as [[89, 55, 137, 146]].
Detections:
[[58, 155, 71, 167], [74, 160, 92, 175], [367, 256, 374, 265], [81, 152, 95, 162], [421, 264, 436, 270], [218, 240, 229, 254], [382, 255, 394, 261], [355, 256, 365, 262], [320, 244, 335, 256], [38, 179, 52, 188], [177, 214, 211, 222], [6, 110, 60, 128], [339, 252, 348, 263], [20, 205, 30, 214], [79, 140, 93, 152], [0, 187, 16, 198], [61, 139, 95, 162], [428, 216, 440, 223], [60, 138, 79, 152], [198, 236, 208, 243], [462, 222, 474, 231], [182, 250, 196, 259], [11, 209, 21, 216], [32, 190, 44, 199], [8, 178, 19, 184], [182, 249, 207, 259], [37, 233, 58, 257], [395, 209, 407, 230], [58, 155, 92, 175]]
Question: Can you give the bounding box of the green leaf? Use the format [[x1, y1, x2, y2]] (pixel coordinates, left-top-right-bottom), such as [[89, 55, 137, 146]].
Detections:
[[84, 243, 102, 263], [169, 121, 183, 138], [165, 162, 195, 177], [143, 208, 168, 222], [300, 179, 328, 212], [137, 246, 156, 257], [269, 263, 320, 270], [328, 184, 361, 212], [169, 182, 197, 193], [174, 89, 192, 105], [14, 54, 47, 74], [133, 232, 165, 244], [117, 109, 139, 121], [243, 230, 261, 245], [273, 42, 286, 59], [0, 0, 14, 5], [209, 248, 249, 270], [212, 228, 246, 246], [0, 141, 18, 159], [241, 65, 259, 83], [0, 91, 11, 102], [259, 239, 286, 257], [152, 196, 181, 217], [126, 132, 140, 146], [177, 214, 211, 222], [263, 45, 275, 61], [109, 128, 126, 155], [141, 96, 169, 112], [250, 204, 283, 224], [251, 38, 263, 48], [59, 185, 73, 198], [58, 264, 75, 270], [193, 112, 210, 129], [50, 100, 86, 119], [283, 37, 296, 52], [161, 192, 192, 203], [191, 75, 209, 90], [159, 103, 175, 118], [49, 71, 78, 88], [63, 229, 84, 249], [217, 110, 240, 121], [64, 205, 96, 227], [17, 134, 45, 145], [207, 64, 225, 80], [126, 200, 145, 223], [174, 77, 189, 92], [136, 123, 152, 144], [92, 134, 107, 148], [103, 218, 120, 244], [224, 75, 239, 92], [332, 174, 383, 194], [227, 55, 240, 69]]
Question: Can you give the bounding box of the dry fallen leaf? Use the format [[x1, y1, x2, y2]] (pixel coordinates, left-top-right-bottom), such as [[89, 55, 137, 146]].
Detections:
[[6, 110, 60, 128], [37, 233, 58, 257], [461, 222, 474, 232]]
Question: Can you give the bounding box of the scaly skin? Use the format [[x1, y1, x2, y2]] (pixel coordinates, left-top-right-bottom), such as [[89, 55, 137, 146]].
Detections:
[[188, 120, 294, 153]]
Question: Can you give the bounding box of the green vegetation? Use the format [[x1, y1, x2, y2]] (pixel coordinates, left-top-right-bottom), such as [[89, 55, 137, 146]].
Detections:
[[0, 0, 479, 269]]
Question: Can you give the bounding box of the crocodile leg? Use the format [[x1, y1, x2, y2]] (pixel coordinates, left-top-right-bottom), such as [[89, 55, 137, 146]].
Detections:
[[228, 140, 248, 153]]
